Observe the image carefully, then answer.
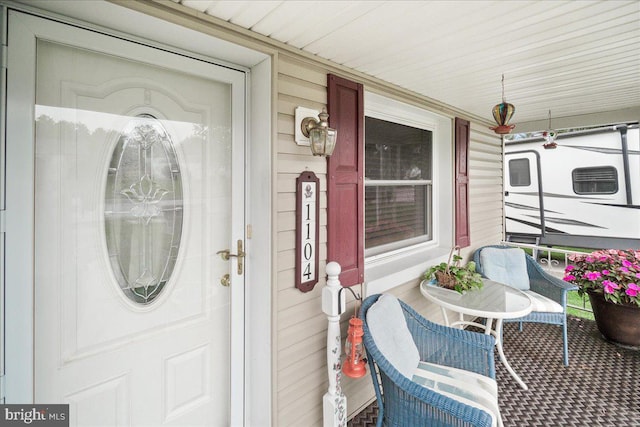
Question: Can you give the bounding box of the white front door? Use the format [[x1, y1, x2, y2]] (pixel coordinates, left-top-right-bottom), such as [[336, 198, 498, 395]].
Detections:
[[6, 12, 246, 426]]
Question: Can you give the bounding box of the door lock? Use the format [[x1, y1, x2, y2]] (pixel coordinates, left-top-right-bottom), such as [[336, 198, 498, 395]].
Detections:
[[220, 274, 231, 287], [216, 239, 245, 275]]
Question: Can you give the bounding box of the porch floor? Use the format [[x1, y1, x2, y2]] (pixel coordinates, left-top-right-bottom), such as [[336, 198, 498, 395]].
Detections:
[[348, 316, 640, 427]]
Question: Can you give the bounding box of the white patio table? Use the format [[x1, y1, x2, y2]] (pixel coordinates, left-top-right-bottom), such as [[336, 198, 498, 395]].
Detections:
[[420, 278, 533, 390]]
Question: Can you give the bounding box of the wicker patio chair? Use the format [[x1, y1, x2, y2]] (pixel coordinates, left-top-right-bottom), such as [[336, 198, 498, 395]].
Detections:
[[361, 294, 501, 427], [473, 245, 579, 365]]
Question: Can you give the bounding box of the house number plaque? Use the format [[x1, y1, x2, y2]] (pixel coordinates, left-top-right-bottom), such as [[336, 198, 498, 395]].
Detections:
[[296, 171, 320, 292]]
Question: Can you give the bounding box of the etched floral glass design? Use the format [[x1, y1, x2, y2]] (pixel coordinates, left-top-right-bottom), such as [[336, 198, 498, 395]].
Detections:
[[105, 114, 183, 304]]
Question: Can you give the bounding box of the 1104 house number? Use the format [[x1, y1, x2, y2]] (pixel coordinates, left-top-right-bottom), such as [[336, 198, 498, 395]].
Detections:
[[296, 171, 320, 292]]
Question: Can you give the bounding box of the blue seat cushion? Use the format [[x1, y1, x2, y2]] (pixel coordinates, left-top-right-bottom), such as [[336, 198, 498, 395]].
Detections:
[[366, 294, 420, 379], [480, 247, 530, 290]]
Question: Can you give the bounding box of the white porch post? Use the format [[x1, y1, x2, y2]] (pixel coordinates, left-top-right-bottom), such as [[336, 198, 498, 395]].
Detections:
[[322, 262, 347, 427]]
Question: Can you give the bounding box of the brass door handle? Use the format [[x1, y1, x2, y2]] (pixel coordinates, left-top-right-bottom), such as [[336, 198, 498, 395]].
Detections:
[[216, 240, 245, 275]]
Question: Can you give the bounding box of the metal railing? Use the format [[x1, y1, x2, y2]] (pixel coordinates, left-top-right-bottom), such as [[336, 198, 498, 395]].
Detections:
[[500, 241, 593, 314]]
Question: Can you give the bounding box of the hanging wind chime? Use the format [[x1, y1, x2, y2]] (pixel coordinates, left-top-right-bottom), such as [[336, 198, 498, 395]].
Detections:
[[542, 109, 558, 149], [490, 74, 516, 135]]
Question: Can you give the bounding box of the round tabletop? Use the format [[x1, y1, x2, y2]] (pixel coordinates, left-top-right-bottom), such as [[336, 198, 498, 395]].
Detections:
[[420, 278, 533, 319]]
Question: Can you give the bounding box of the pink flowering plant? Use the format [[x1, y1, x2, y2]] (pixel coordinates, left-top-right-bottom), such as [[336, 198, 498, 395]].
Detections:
[[563, 249, 640, 306]]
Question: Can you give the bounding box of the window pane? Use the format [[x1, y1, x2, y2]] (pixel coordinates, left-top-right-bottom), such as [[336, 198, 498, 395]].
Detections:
[[365, 117, 432, 181], [509, 158, 531, 186], [365, 185, 430, 249], [105, 114, 183, 305], [572, 166, 618, 194], [365, 116, 433, 252]]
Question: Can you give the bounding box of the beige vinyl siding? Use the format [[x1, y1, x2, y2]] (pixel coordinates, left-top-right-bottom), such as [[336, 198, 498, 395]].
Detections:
[[465, 123, 504, 255], [275, 55, 504, 425], [276, 54, 330, 427]]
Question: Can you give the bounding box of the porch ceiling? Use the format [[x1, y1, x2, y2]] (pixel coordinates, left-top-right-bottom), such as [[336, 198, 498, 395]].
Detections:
[[175, 0, 640, 128]]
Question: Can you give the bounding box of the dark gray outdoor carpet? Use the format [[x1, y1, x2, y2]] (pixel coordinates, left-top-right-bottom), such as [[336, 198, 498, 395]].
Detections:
[[349, 316, 640, 427]]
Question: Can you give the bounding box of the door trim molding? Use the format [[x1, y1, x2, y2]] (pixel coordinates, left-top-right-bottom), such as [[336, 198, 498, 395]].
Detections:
[[5, 9, 36, 403]]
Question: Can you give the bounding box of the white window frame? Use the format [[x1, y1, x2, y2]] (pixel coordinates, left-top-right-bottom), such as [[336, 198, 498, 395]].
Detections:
[[364, 92, 454, 295]]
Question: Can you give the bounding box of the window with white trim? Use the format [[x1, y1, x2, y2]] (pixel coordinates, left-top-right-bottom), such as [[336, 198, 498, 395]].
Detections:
[[363, 92, 453, 293], [327, 82, 454, 293]]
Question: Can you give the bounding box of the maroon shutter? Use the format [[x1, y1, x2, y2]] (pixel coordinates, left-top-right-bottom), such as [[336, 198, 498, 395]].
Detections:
[[327, 74, 364, 287], [455, 117, 471, 248]]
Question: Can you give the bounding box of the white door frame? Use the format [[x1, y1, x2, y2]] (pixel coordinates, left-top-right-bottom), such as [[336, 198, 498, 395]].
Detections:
[[2, 2, 272, 425]]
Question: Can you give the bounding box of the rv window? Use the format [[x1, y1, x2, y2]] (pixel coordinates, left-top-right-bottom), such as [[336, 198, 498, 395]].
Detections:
[[572, 166, 618, 194], [365, 116, 432, 253], [509, 158, 531, 187]]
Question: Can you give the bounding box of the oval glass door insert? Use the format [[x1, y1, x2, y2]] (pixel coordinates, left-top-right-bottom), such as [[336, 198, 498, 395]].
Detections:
[[105, 114, 183, 305]]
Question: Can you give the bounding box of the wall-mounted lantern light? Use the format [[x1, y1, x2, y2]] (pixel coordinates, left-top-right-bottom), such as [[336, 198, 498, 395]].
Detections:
[[295, 107, 337, 156]]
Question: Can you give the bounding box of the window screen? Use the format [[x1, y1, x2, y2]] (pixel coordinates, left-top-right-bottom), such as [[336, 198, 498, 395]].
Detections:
[[365, 116, 432, 251], [572, 166, 618, 194], [509, 158, 531, 187]]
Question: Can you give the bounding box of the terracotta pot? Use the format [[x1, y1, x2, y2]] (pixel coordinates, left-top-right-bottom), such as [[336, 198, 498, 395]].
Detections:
[[587, 290, 640, 348]]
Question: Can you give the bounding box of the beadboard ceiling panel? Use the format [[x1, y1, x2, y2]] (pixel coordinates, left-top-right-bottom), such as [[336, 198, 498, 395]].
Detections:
[[175, 0, 640, 127]]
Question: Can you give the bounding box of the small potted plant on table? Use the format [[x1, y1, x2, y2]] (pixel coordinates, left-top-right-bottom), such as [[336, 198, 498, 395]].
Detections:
[[424, 246, 483, 294]]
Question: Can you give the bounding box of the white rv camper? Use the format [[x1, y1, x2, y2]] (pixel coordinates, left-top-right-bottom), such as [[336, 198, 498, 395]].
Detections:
[[504, 124, 640, 249]]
